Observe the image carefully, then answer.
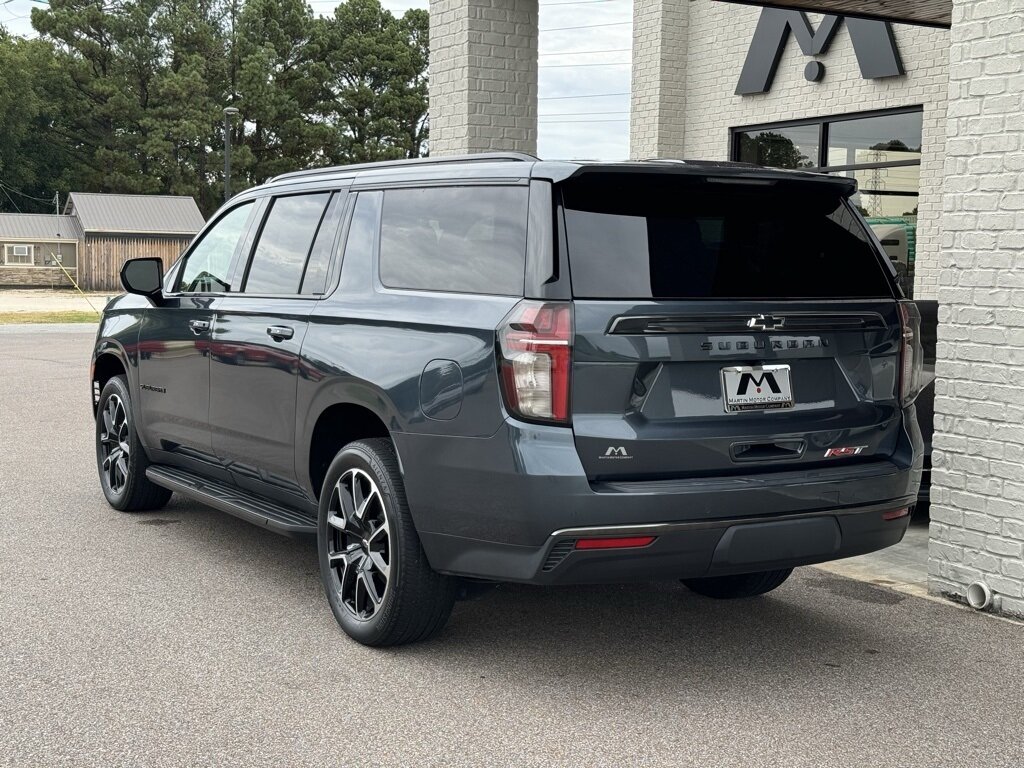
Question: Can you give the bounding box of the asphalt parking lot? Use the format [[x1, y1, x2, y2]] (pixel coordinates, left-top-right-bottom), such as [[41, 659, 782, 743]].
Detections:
[[2, 324, 1023, 768]]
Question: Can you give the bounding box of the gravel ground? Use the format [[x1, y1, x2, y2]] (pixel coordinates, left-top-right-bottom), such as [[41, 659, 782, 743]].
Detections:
[[1, 325, 1022, 768], [0, 289, 113, 314]]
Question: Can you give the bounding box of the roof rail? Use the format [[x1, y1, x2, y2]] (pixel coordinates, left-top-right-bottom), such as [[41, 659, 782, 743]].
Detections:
[[269, 152, 539, 184]]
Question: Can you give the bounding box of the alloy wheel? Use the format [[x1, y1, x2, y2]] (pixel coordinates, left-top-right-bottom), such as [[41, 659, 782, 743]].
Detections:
[[99, 394, 131, 494], [326, 468, 392, 620]]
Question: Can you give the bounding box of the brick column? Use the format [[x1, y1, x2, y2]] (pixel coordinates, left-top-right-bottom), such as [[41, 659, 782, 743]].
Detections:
[[929, 0, 1024, 617], [630, 0, 688, 160], [428, 0, 538, 156]]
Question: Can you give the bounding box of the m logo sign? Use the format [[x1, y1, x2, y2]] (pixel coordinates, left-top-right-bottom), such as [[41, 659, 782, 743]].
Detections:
[[736, 9, 906, 96], [736, 371, 782, 396]]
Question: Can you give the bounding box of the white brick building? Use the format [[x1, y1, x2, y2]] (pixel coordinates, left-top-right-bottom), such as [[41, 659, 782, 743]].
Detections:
[[428, 0, 1024, 619]]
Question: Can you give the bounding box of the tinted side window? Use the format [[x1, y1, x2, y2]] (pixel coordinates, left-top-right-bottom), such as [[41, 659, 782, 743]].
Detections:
[[379, 186, 528, 296], [244, 193, 331, 294], [348, 192, 382, 262], [300, 194, 344, 295], [178, 202, 253, 293]]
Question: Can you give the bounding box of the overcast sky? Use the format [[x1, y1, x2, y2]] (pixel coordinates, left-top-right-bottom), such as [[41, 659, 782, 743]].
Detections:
[[0, 0, 631, 160]]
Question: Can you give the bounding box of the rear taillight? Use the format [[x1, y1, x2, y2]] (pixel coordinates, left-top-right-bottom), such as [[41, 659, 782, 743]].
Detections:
[[497, 300, 572, 424], [899, 300, 925, 407]]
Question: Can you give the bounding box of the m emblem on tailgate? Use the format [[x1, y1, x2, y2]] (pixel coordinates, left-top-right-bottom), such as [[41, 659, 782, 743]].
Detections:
[[601, 446, 632, 460]]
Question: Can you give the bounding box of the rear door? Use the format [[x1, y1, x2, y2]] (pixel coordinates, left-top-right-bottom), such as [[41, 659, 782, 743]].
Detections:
[[560, 171, 903, 481], [209, 190, 345, 503]]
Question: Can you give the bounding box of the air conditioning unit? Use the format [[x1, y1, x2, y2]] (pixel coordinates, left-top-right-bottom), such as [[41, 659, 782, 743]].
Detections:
[[12, 245, 29, 257]]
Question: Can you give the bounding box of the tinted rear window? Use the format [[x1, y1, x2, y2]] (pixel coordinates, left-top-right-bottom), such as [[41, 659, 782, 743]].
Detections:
[[562, 175, 893, 299], [379, 186, 528, 296]]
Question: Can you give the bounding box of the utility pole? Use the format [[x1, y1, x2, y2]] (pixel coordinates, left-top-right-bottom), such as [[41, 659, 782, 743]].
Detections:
[[223, 106, 240, 203], [53, 191, 59, 215]]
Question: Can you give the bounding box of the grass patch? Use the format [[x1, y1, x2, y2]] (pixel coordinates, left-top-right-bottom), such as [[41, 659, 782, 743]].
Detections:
[[0, 311, 101, 324]]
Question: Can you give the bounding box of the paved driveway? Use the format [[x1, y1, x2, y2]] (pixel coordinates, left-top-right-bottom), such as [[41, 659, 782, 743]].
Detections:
[[1, 325, 1022, 768]]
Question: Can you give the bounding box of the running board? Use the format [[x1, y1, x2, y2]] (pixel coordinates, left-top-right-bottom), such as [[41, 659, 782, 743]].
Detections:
[[146, 465, 316, 536]]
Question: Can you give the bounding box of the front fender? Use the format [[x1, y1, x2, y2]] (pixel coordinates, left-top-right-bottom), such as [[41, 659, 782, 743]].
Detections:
[[91, 298, 147, 413]]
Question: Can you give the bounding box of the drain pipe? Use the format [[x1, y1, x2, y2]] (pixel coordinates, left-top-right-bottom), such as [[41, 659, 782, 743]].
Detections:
[[966, 581, 995, 611]]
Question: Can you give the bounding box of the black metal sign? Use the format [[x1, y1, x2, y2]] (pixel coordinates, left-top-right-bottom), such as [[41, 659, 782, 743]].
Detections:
[[736, 8, 906, 95]]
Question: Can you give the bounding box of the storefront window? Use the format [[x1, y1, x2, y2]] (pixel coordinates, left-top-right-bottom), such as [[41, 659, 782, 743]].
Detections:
[[826, 111, 923, 167], [735, 124, 819, 169], [732, 108, 923, 297]]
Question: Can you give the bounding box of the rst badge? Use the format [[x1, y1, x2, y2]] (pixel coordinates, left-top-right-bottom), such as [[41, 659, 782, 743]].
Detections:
[[825, 446, 868, 459]]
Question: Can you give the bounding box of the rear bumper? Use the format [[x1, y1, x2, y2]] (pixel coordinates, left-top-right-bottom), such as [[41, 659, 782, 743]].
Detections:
[[396, 410, 923, 584], [419, 500, 914, 584]]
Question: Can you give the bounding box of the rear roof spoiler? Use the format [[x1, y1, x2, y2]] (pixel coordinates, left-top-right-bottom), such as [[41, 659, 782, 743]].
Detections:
[[554, 162, 859, 196]]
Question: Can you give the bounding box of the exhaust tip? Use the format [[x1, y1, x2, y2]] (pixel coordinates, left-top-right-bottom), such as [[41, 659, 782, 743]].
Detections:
[[966, 581, 994, 611]]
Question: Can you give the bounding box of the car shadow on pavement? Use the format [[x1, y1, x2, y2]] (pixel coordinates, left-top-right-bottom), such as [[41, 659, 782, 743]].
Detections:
[[146, 495, 933, 696], [425, 577, 912, 690]]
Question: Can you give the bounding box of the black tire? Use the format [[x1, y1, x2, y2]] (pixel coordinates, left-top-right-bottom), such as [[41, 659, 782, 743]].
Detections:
[[95, 375, 172, 512], [318, 438, 456, 647], [682, 569, 793, 599]]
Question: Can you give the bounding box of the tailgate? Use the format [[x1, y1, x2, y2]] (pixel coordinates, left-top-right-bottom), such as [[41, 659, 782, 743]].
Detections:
[[558, 168, 903, 481], [571, 300, 904, 480]]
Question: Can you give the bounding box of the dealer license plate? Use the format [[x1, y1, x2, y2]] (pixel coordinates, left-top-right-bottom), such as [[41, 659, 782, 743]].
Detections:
[[721, 365, 795, 413]]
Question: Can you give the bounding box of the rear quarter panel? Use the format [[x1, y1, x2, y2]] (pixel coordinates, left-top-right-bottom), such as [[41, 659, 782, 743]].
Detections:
[[295, 286, 518, 499]]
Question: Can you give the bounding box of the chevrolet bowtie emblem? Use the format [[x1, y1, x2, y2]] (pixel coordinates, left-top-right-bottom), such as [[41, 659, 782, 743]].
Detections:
[[747, 314, 785, 331]]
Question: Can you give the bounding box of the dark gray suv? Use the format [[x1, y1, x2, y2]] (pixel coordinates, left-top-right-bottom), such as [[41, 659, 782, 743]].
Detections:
[[91, 154, 925, 646]]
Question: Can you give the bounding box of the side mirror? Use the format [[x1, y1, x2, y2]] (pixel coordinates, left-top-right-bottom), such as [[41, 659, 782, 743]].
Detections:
[[120, 257, 164, 299]]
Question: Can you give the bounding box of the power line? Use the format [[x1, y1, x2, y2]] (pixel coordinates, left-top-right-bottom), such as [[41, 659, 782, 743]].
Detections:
[[539, 91, 629, 100], [0, 180, 54, 204], [539, 21, 631, 32], [539, 119, 629, 124], [0, 186, 23, 213], [539, 48, 630, 56], [542, 0, 628, 5], [539, 110, 629, 116], [540, 61, 628, 68]]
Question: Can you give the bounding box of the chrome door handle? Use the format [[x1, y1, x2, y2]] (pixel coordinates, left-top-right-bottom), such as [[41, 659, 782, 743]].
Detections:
[[188, 319, 211, 334], [267, 325, 294, 341]]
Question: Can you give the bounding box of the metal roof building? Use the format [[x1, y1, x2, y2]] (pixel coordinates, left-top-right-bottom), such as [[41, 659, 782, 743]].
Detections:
[[0, 214, 84, 242], [64, 193, 205, 236], [1, 193, 204, 291]]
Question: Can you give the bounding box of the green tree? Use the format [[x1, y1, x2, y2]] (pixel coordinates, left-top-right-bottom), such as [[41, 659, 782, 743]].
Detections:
[[0, 30, 84, 212], [32, 0, 154, 192], [0, 31, 45, 210], [232, 0, 335, 186], [319, 0, 428, 163], [11, 0, 433, 216], [145, 0, 231, 213]]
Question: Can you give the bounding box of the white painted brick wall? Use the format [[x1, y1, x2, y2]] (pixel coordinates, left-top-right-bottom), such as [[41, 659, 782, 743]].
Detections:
[[631, 0, 689, 159], [429, 0, 538, 156], [929, 0, 1024, 618], [630, 0, 950, 301]]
